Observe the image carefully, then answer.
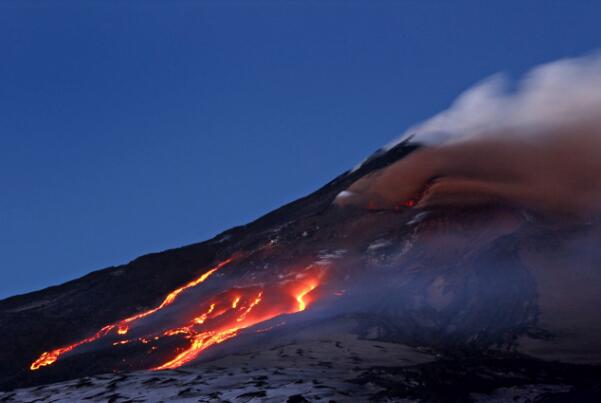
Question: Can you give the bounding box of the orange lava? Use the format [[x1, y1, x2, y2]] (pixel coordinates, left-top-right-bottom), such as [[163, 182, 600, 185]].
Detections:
[[296, 283, 317, 311], [231, 296, 241, 309], [153, 275, 321, 370], [30, 256, 324, 372], [30, 324, 115, 370], [30, 257, 233, 371]]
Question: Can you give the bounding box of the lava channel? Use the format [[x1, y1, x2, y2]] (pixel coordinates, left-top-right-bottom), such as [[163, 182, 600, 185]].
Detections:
[[30, 257, 233, 371], [30, 256, 324, 372]]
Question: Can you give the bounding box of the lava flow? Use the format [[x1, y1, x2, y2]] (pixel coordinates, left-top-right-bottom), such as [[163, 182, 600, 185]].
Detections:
[[30, 257, 233, 371], [154, 275, 320, 370], [30, 256, 324, 372]]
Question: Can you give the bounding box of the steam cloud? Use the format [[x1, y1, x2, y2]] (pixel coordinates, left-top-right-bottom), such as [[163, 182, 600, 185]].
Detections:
[[338, 53, 601, 219]]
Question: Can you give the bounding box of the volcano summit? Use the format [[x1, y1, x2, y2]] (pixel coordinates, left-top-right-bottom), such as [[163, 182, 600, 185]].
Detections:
[[2, 55, 601, 402]]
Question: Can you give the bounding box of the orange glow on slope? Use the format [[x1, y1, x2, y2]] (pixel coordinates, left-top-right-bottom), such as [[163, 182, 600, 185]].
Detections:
[[296, 283, 317, 311], [30, 255, 326, 373], [193, 303, 216, 325], [231, 296, 241, 309], [30, 257, 233, 371], [30, 324, 115, 370], [153, 274, 322, 370], [120, 257, 232, 324], [236, 292, 263, 323]]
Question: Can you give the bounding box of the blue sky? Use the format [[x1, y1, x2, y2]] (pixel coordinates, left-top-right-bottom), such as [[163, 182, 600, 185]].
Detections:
[[1, 1, 601, 298]]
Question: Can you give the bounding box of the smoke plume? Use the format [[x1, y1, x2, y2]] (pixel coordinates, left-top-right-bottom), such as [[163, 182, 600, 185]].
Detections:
[[337, 53, 601, 219]]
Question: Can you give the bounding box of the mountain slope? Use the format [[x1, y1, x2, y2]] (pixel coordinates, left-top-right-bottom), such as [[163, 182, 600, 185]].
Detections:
[[0, 142, 419, 389], [2, 140, 601, 403]]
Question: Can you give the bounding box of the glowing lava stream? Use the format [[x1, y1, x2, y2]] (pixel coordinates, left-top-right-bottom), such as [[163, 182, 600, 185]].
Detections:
[[30, 256, 324, 372], [296, 283, 317, 311], [153, 277, 320, 370], [29, 257, 234, 371]]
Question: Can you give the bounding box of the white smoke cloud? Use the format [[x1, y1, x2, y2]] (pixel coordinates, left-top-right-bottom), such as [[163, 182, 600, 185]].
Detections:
[[389, 52, 601, 147]]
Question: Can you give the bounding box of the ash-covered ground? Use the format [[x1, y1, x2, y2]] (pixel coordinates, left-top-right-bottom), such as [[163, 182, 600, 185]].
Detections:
[[3, 318, 600, 402]]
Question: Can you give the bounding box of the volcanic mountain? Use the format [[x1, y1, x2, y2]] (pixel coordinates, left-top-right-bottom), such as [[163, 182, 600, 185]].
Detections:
[[2, 139, 601, 402]]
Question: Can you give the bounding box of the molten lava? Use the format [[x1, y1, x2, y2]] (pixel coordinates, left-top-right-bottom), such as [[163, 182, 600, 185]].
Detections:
[[296, 283, 317, 312], [153, 276, 320, 370], [30, 257, 233, 371], [30, 256, 324, 372]]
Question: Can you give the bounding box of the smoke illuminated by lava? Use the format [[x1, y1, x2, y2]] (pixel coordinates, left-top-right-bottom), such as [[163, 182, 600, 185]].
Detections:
[[29, 256, 324, 372], [337, 53, 601, 219]]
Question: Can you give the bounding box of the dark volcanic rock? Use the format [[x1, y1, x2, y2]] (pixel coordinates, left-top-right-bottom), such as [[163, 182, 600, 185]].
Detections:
[[1, 139, 601, 402]]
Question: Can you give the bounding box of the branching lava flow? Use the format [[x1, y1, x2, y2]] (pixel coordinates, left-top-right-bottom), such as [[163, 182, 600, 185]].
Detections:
[[30, 255, 324, 372]]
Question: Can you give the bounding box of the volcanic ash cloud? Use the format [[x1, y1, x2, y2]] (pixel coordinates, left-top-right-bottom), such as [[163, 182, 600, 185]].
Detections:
[[338, 53, 601, 219]]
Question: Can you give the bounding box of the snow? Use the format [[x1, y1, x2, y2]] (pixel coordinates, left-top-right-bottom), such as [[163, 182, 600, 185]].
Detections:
[[0, 332, 433, 403]]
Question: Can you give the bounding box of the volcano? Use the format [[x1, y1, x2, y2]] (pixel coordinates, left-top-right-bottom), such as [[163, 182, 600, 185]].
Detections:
[[2, 139, 601, 402]]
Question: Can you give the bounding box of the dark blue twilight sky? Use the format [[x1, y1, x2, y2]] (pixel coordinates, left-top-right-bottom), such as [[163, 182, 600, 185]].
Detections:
[[1, 1, 601, 298]]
